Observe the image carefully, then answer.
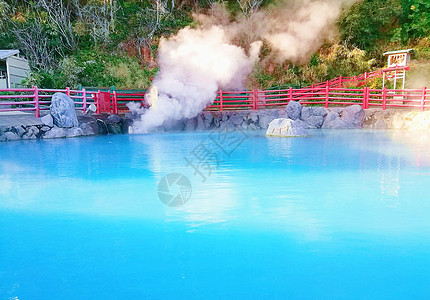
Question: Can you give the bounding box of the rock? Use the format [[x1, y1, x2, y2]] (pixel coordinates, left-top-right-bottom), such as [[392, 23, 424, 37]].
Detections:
[[322, 111, 341, 128], [107, 114, 121, 123], [229, 114, 244, 125], [43, 126, 66, 139], [184, 118, 196, 131], [301, 107, 312, 120], [22, 126, 40, 139], [40, 126, 51, 132], [310, 107, 328, 118], [50, 92, 79, 128], [97, 119, 108, 135], [341, 105, 365, 127], [301, 107, 327, 128], [374, 119, 387, 129], [0, 133, 5, 142], [88, 104, 97, 113], [107, 123, 122, 134], [196, 115, 206, 131], [66, 127, 84, 138], [305, 115, 324, 128], [13, 126, 26, 137], [286, 101, 302, 120], [41, 114, 54, 127], [392, 114, 404, 129], [266, 118, 308, 137], [4, 131, 20, 141]]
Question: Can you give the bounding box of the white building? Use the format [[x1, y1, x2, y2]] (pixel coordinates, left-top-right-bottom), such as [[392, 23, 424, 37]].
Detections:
[[0, 50, 31, 89]]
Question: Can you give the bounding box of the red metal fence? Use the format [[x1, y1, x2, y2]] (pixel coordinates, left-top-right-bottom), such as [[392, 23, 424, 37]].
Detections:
[[1, 66, 426, 117], [0, 87, 96, 117]]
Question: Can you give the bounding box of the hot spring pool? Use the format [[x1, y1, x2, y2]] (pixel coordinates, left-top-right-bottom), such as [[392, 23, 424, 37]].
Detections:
[[0, 130, 430, 299]]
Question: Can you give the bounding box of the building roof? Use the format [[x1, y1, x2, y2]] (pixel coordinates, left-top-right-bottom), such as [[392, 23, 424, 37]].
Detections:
[[383, 49, 414, 56], [0, 50, 20, 60]]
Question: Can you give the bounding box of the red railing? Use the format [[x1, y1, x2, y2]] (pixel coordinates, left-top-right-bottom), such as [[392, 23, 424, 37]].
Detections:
[[204, 86, 430, 111], [1, 66, 424, 117], [0, 86, 96, 117]]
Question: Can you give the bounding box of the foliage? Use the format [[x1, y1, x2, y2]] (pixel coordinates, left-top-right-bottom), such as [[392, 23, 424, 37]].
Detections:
[[338, 0, 402, 52], [23, 50, 158, 89], [399, 0, 430, 41]]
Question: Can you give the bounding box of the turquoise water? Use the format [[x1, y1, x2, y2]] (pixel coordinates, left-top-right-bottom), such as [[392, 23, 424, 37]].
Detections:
[[1, 130, 430, 299]]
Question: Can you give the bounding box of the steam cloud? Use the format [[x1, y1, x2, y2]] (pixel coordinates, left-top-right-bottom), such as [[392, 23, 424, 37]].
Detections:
[[130, 0, 355, 133]]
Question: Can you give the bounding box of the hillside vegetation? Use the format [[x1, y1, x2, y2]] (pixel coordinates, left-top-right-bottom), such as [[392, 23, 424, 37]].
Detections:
[[0, 0, 429, 89]]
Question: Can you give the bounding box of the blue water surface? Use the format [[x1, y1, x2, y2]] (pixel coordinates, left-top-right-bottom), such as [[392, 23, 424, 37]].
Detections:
[[0, 129, 430, 299]]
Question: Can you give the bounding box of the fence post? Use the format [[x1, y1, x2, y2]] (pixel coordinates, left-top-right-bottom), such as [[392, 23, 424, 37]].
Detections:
[[364, 72, 368, 85], [33, 86, 40, 118], [363, 87, 370, 109], [325, 85, 329, 108], [421, 87, 427, 112], [253, 90, 258, 110], [66, 87, 70, 96], [219, 90, 223, 112], [82, 88, 87, 113], [96, 90, 101, 114], [289, 87, 293, 103], [113, 91, 118, 114], [338, 76, 342, 88], [382, 87, 387, 110]]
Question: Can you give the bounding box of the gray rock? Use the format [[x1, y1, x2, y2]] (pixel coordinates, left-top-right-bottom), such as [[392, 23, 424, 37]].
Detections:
[[301, 107, 312, 120], [97, 119, 108, 134], [306, 115, 325, 128], [293, 118, 310, 129], [0, 133, 5, 142], [266, 118, 308, 137], [43, 126, 66, 139], [374, 119, 387, 129], [41, 114, 54, 127], [88, 104, 97, 113], [22, 132, 36, 140], [4, 131, 20, 141], [40, 126, 51, 132], [50, 92, 79, 128], [66, 127, 84, 138], [23, 126, 40, 139], [258, 113, 274, 129], [229, 114, 244, 125], [107, 123, 122, 134], [184, 118, 196, 131], [248, 112, 259, 123], [322, 111, 341, 128], [13, 126, 26, 137], [107, 114, 121, 123], [196, 115, 206, 131], [286, 101, 302, 120], [341, 105, 365, 127], [311, 107, 328, 118]]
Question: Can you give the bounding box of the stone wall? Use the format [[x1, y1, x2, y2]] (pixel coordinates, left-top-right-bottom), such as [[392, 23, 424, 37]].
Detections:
[[364, 109, 430, 130], [0, 114, 130, 142], [169, 102, 366, 131]]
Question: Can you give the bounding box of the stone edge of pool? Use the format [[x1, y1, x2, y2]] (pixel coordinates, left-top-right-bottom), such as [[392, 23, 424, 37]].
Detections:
[[1, 101, 430, 142]]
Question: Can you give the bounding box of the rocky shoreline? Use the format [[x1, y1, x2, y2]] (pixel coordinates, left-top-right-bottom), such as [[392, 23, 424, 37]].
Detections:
[[1, 93, 429, 142]]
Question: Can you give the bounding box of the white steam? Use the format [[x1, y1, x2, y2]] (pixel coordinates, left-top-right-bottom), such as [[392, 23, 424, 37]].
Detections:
[[131, 26, 261, 133], [130, 0, 355, 133]]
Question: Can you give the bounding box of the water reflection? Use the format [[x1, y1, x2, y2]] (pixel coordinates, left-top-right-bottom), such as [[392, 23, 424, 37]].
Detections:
[[0, 130, 430, 238]]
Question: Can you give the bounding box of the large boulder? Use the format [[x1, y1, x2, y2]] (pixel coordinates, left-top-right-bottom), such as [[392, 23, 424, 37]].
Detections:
[[285, 101, 302, 120], [266, 118, 308, 137], [341, 105, 365, 127], [322, 105, 365, 129], [50, 92, 79, 128]]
